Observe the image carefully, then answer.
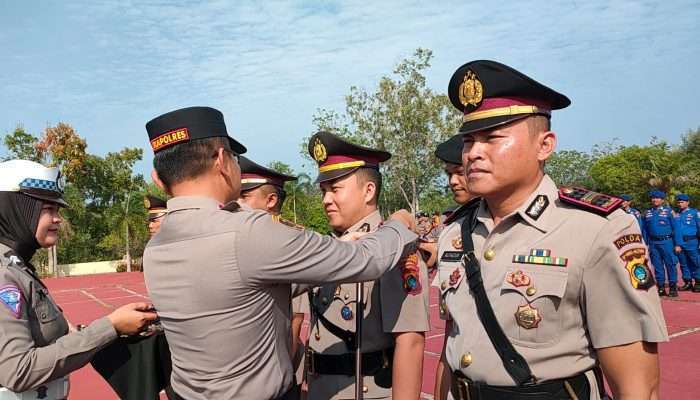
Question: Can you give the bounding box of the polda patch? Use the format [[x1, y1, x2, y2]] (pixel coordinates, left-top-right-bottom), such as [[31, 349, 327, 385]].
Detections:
[[0, 285, 22, 318], [614, 233, 642, 249]]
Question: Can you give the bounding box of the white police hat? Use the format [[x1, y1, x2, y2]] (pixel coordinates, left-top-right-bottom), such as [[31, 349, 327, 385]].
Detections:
[[0, 160, 68, 207]]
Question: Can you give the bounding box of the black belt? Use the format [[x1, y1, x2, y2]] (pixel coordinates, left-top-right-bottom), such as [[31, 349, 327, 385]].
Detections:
[[306, 348, 393, 376], [450, 370, 591, 400], [683, 235, 698, 242], [650, 234, 672, 241], [166, 385, 296, 400]]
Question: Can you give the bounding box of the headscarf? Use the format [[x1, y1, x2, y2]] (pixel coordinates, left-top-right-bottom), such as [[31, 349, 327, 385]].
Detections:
[[0, 192, 44, 261]]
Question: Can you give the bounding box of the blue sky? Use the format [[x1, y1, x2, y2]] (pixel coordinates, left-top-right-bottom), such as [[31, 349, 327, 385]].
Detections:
[[1, 0, 698, 179]]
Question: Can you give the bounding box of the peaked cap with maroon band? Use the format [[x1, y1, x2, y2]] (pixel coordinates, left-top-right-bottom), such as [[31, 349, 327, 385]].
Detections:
[[435, 134, 464, 165], [145, 106, 247, 155], [239, 156, 297, 192], [307, 131, 391, 183], [448, 60, 571, 135]]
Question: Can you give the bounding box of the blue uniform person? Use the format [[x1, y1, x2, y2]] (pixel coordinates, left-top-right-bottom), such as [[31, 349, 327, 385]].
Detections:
[[644, 190, 682, 297], [621, 194, 645, 240], [674, 194, 700, 292]]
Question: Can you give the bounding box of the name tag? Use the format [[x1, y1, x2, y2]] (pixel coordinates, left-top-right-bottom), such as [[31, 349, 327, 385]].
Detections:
[[441, 251, 463, 262]]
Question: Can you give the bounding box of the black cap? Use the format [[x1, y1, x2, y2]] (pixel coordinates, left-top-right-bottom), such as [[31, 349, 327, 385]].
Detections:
[[307, 131, 391, 183], [144, 195, 167, 211], [435, 134, 463, 165], [448, 60, 570, 135], [146, 106, 247, 154], [239, 156, 297, 191]]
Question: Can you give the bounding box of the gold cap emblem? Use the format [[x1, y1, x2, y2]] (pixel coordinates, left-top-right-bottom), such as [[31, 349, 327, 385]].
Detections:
[[312, 138, 327, 163], [143, 198, 151, 209], [458, 70, 483, 109]]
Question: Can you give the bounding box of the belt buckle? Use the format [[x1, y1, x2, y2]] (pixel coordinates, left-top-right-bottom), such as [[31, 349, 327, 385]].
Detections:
[[457, 377, 471, 400], [305, 348, 316, 375]]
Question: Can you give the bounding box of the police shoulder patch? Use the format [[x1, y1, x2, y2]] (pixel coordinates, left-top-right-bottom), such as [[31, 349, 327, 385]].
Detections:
[[558, 187, 622, 216], [0, 285, 22, 318]]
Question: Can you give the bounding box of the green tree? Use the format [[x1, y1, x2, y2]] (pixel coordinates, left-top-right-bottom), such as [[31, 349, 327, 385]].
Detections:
[[307, 48, 461, 214], [2, 125, 42, 162], [545, 150, 596, 187]]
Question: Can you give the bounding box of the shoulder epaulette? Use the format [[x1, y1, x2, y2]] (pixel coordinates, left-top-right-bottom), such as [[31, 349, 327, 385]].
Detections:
[[220, 201, 241, 212], [558, 187, 622, 216], [444, 197, 481, 225], [272, 214, 304, 231]]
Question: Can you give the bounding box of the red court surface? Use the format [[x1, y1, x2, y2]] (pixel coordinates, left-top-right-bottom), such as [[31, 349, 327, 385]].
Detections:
[[44, 272, 698, 399]]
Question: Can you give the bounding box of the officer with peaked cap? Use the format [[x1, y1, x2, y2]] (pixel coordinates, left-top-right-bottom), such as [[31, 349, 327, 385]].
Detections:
[[674, 193, 700, 292], [435, 60, 667, 400], [303, 131, 430, 400], [145, 194, 168, 239], [644, 190, 681, 296], [141, 107, 418, 400], [238, 156, 297, 217], [0, 160, 157, 399]]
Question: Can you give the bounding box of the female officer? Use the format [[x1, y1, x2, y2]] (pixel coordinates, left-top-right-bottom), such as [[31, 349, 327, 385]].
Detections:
[[0, 159, 158, 399]]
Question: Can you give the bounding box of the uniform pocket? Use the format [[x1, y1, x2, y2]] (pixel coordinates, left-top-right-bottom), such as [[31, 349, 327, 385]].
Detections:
[[35, 290, 59, 323], [498, 267, 568, 347]]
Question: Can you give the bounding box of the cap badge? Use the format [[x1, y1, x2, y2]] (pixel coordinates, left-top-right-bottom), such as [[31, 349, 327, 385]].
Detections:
[[312, 138, 327, 163], [458, 70, 483, 108], [144, 198, 151, 209]]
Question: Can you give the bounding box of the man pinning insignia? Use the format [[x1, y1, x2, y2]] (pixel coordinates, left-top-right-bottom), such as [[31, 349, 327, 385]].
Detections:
[[141, 107, 418, 400], [303, 131, 430, 400], [434, 60, 668, 400]]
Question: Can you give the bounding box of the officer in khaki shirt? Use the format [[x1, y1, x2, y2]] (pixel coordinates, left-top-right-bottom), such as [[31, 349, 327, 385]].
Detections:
[[142, 107, 418, 400], [304, 131, 430, 399], [435, 61, 668, 400]]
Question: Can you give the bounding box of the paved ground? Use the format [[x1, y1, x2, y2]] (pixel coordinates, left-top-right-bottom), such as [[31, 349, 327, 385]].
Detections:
[[44, 272, 699, 399]]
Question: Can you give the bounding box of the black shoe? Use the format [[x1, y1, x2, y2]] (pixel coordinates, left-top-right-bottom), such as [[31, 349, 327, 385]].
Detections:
[[680, 281, 693, 291], [669, 284, 679, 297], [658, 288, 668, 297], [693, 284, 700, 293]]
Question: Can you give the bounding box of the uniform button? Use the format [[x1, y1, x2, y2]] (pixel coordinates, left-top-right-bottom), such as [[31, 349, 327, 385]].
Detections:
[[41, 313, 47, 318], [362, 385, 368, 393], [526, 286, 537, 296], [314, 332, 321, 340], [321, 297, 328, 305], [344, 293, 350, 300], [441, 281, 448, 290], [460, 353, 473, 368], [484, 248, 496, 261]]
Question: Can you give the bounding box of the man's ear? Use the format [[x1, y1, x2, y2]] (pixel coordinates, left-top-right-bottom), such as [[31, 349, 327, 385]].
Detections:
[[266, 191, 279, 212], [364, 180, 377, 206], [151, 169, 171, 195], [537, 130, 557, 162], [213, 147, 228, 173]]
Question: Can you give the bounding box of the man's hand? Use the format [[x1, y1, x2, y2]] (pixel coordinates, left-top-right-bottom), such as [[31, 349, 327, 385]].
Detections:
[[107, 302, 159, 335], [389, 209, 416, 232], [675, 245, 682, 254], [418, 240, 438, 267]]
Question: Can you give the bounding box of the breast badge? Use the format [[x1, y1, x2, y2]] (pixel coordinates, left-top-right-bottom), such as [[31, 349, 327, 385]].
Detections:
[[506, 270, 531, 288], [515, 304, 541, 329], [451, 236, 463, 250], [341, 305, 354, 321]]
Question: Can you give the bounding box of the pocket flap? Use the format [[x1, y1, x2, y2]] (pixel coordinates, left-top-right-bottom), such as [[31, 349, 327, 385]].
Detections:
[[500, 267, 567, 300]]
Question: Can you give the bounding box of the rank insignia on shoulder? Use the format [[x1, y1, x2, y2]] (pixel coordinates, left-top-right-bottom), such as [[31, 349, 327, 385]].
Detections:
[[513, 249, 568, 267], [272, 214, 304, 231], [0, 285, 22, 318], [559, 187, 622, 216]]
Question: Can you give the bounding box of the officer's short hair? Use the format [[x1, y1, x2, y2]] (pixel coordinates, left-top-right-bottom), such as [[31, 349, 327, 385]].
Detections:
[[527, 115, 551, 134], [355, 167, 382, 204], [154, 137, 230, 188]]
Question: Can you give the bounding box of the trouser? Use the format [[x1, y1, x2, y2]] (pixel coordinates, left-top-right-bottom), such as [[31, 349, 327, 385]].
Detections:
[[649, 239, 677, 286], [0, 377, 69, 400], [678, 240, 700, 280], [166, 385, 297, 400]]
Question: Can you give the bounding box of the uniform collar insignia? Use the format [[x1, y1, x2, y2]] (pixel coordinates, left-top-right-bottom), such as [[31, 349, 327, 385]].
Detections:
[[525, 195, 549, 220]]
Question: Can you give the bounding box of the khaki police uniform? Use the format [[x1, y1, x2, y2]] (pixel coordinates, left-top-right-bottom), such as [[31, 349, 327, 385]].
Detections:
[[437, 176, 668, 399], [0, 244, 117, 397], [143, 198, 416, 400], [306, 210, 431, 399]]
